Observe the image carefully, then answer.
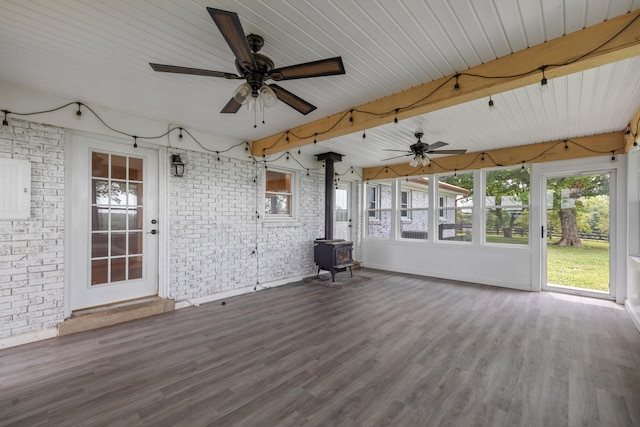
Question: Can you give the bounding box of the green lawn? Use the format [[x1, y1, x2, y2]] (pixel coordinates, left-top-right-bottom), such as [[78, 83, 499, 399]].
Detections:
[[486, 234, 609, 292], [547, 239, 609, 291]]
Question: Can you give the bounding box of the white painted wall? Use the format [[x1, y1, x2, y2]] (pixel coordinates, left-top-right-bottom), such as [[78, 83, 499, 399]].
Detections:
[[626, 149, 640, 330]]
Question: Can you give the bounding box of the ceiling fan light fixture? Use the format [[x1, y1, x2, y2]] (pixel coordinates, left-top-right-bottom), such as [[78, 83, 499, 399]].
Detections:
[[421, 155, 430, 166], [409, 156, 419, 167], [233, 82, 252, 104], [259, 84, 278, 108]]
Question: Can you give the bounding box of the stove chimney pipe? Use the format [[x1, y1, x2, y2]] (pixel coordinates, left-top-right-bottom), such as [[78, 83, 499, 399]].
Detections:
[[315, 152, 343, 240]]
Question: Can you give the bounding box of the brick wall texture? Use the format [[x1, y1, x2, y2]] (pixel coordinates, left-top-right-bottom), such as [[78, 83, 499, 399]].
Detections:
[[0, 119, 363, 340], [0, 119, 66, 338]]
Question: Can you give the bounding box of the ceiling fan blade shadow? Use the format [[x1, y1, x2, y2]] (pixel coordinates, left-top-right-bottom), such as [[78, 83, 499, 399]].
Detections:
[[270, 57, 345, 80], [425, 141, 448, 151], [269, 84, 317, 115], [207, 8, 257, 71], [381, 154, 412, 161], [428, 149, 467, 155], [149, 63, 240, 79], [220, 98, 242, 113]]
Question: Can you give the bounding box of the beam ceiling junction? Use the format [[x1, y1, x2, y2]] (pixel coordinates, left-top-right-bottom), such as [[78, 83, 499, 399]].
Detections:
[[251, 10, 640, 157]]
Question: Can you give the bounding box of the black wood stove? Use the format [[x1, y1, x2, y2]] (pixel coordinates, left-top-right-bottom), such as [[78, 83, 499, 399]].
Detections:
[[314, 239, 354, 282], [314, 152, 354, 282]]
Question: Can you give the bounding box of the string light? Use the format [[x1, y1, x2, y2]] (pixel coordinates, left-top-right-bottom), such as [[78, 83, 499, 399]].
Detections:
[[481, 153, 485, 161], [488, 96, 495, 112], [75, 102, 82, 119], [362, 130, 366, 141], [313, 133, 317, 144], [216, 151, 221, 161], [564, 141, 569, 150], [394, 109, 399, 127], [540, 66, 548, 92], [179, 127, 183, 140], [611, 151, 616, 161], [2, 110, 8, 126], [454, 74, 460, 95], [133, 136, 138, 148]]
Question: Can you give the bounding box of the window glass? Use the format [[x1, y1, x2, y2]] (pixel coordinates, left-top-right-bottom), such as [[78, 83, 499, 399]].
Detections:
[[399, 178, 429, 240], [265, 170, 293, 216], [485, 167, 530, 245], [438, 173, 473, 242], [366, 181, 392, 238]]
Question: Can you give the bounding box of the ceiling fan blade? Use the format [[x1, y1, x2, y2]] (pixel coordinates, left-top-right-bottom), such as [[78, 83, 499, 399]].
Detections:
[[220, 98, 242, 114], [270, 57, 345, 80], [207, 8, 257, 72], [269, 84, 317, 115], [425, 141, 448, 151], [381, 154, 412, 161], [382, 149, 412, 153], [149, 63, 240, 79], [428, 149, 467, 155]]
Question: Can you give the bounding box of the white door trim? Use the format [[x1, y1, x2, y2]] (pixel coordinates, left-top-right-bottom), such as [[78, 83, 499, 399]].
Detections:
[[64, 131, 168, 316]]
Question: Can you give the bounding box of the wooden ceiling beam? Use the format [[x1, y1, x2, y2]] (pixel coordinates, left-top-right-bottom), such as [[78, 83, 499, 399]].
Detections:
[[625, 105, 640, 152], [362, 132, 625, 180], [252, 10, 640, 156]]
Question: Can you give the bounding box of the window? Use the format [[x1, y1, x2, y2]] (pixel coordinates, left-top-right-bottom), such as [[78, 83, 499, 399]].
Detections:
[[265, 170, 293, 217], [399, 179, 429, 240], [367, 185, 378, 218], [366, 181, 392, 238], [400, 190, 410, 219], [437, 173, 473, 242], [485, 167, 530, 245]]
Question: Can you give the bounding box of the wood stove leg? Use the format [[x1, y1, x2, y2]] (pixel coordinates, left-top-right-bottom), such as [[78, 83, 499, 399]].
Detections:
[[317, 266, 321, 279], [349, 266, 353, 277], [331, 270, 336, 282]]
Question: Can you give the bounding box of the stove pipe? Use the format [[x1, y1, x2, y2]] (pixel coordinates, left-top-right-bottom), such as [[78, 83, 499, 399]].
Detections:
[[315, 152, 343, 240]]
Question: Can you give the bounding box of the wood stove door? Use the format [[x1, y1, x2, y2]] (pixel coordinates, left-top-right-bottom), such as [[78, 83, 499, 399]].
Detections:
[[334, 183, 352, 241]]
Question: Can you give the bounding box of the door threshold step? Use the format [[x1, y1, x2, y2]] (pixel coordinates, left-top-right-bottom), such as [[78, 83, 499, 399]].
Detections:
[[58, 298, 175, 336]]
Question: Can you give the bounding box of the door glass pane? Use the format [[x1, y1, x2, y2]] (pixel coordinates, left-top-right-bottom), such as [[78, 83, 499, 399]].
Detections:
[[111, 155, 127, 180], [92, 152, 109, 178], [546, 173, 610, 293], [335, 188, 348, 222], [128, 208, 143, 230], [128, 256, 143, 280], [92, 206, 109, 231], [91, 259, 109, 285], [129, 157, 143, 181], [92, 233, 109, 258], [91, 151, 145, 285], [111, 258, 126, 282]]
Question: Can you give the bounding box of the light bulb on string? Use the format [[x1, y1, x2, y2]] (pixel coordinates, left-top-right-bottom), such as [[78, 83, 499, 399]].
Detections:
[[75, 103, 82, 119], [540, 66, 548, 92], [454, 74, 460, 95], [2, 110, 8, 126], [488, 96, 495, 112]]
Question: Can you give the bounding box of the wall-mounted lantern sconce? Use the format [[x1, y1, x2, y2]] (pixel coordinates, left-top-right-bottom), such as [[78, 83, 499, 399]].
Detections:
[[171, 154, 185, 177]]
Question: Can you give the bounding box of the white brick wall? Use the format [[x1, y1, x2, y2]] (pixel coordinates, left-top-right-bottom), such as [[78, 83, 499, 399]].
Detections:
[[168, 149, 325, 301], [0, 119, 65, 338], [0, 118, 362, 341]]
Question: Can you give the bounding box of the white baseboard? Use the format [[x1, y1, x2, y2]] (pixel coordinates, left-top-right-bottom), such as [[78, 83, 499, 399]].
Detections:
[[175, 273, 312, 309], [0, 328, 58, 349], [362, 263, 533, 292], [625, 300, 640, 333]]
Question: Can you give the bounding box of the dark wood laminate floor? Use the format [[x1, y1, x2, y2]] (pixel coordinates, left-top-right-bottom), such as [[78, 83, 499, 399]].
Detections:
[[2, 269, 640, 426]]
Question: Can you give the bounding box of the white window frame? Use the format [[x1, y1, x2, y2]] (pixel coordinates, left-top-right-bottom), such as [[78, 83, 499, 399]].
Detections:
[[264, 167, 296, 219], [400, 189, 411, 220], [437, 172, 474, 243], [367, 184, 380, 220]]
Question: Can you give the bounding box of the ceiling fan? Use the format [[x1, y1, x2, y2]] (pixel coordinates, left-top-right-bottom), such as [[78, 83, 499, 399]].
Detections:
[[149, 8, 345, 116], [382, 131, 467, 167]]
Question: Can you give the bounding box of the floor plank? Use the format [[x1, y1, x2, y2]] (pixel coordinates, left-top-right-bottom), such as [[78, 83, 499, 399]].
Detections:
[[1, 269, 639, 426]]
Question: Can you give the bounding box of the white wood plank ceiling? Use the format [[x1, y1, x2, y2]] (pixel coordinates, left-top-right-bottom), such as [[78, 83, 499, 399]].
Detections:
[[1, 0, 639, 168]]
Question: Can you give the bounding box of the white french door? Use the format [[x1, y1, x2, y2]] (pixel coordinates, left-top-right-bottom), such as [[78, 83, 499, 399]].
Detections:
[[541, 170, 614, 299], [334, 183, 352, 241], [68, 134, 159, 310]]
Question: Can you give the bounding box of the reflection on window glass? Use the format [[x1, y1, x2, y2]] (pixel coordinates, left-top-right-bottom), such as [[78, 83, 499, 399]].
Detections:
[[90, 151, 145, 285], [438, 173, 473, 242], [399, 178, 429, 239], [265, 170, 292, 216], [485, 167, 530, 245], [366, 181, 392, 238]]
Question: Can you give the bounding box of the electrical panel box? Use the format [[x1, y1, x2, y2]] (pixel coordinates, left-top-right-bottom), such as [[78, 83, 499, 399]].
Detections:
[[0, 158, 31, 220]]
